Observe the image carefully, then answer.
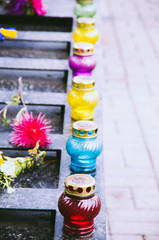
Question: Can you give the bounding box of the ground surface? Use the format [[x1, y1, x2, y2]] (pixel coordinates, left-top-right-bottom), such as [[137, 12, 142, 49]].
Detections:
[[101, 0, 159, 239]]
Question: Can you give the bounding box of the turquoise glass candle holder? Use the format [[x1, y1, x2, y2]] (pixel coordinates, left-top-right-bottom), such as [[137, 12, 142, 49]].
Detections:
[[66, 121, 102, 172]]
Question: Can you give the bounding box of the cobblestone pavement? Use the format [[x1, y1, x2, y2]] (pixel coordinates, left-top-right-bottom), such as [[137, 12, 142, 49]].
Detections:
[[101, 0, 159, 239]]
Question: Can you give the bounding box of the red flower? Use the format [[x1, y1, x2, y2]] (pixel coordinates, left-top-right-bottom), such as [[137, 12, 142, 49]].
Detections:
[[10, 112, 54, 148]]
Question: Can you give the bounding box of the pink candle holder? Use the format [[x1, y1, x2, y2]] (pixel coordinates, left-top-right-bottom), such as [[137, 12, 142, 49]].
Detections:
[[69, 42, 96, 77]]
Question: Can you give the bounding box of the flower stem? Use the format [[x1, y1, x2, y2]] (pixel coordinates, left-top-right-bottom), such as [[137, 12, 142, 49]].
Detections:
[[0, 102, 12, 115], [18, 76, 27, 110]]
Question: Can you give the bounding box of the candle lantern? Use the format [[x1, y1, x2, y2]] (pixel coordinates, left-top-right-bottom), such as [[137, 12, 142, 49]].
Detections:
[[67, 76, 99, 120], [66, 120, 102, 172], [69, 42, 96, 77], [58, 174, 101, 235], [74, 0, 97, 18], [73, 17, 99, 45]]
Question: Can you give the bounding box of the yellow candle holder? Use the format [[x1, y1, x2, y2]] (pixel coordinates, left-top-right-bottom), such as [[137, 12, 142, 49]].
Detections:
[[67, 76, 99, 120], [73, 17, 99, 45]]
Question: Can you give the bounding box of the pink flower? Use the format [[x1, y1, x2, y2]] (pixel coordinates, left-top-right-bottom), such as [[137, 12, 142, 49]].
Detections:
[[10, 112, 54, 148], [29, 0, 47, 15]]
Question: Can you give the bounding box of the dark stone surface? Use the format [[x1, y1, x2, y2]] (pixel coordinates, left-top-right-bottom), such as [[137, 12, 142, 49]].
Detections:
[[0, 15, 73, 32], [0, 40, 70, 59], [13, 159, 59, 189], [0, 69, 67, 93], [0, 0, 106, 239], [0, 210, 55, 240]]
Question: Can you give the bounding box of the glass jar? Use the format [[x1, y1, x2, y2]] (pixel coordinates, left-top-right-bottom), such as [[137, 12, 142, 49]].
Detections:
[[58, 174, 101, 235], [67, 76, 99, 120], [73, 17, 99, 45], [66, 120, 102, 172], [69, 42, 96, 77], [74, 0, 97, 18]]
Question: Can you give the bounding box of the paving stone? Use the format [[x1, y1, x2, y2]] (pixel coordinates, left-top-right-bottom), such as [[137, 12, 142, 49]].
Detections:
[[155, 167, 159, 183], [106, 234, 112, 240], [104, 149, 125, 167], [108, 209, 159, 222], [133, 188, 159, 209], [102, 0, 159, 238], [110, 222, 159, 235], [123, 148, 151, 167], [145, 236, 159, 240], [145, 136, 159, 153], [106, 187, 134, 209], [104, 135, 147, 150], [106, 167, 154, 177], [103, 120, 119, 136], [130, 85, 152, 98], [141, 122, 159, 137], [117, 120, 141, 136], [149, 148, 159, 167], [111, 235, 143, 240], [106, 176, 157, 187], [106, 215, 111, 236]]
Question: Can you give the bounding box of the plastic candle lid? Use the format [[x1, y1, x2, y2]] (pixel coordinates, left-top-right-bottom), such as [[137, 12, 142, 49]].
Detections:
[[72, 76, 95, 90], [77, 17, 96, 29], [73, 42, 94, 56], [72, 120, 98, 138], [65, 174, 95, 197]]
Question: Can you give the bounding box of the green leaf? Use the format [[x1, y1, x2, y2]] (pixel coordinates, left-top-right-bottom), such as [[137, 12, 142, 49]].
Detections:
[[15, 107, 27, 121], [2, 108, 8, 128]]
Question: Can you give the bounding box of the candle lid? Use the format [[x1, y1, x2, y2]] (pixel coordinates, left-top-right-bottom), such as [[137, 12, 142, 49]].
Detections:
[[77, 0, 93, 4], [72, 76, 95, 90], [77, 17, 95, 29], [73, 42, 94, 56], [65, 174, 95, 197], [72, 120, 98, 138]]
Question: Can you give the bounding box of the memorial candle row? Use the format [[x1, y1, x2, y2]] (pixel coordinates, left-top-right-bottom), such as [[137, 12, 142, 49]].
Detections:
[[58, 0, 103, 236]]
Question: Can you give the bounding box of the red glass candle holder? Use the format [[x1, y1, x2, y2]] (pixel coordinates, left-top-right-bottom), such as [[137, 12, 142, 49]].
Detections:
[[58, 174, 101, 236]]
